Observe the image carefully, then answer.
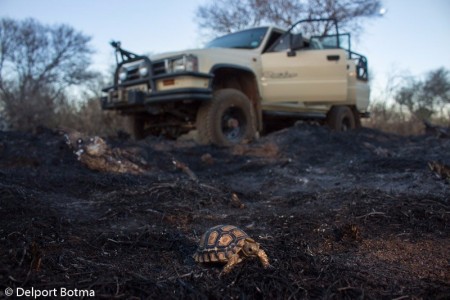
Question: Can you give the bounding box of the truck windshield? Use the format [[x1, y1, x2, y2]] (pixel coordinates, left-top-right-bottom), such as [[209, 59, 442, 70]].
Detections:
[[205, 27, 268, 49]]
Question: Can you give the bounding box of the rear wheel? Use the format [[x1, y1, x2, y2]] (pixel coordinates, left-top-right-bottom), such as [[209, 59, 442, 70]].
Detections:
[[327, 106, 356, 132], [196, 89, 256, 146]]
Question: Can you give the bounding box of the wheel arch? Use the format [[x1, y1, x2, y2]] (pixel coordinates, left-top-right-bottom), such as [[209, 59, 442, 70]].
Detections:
[[210, 64, 262, 131]]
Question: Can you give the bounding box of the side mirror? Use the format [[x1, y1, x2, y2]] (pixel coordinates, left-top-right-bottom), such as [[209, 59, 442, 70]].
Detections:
[[287, 34, 303, 57]]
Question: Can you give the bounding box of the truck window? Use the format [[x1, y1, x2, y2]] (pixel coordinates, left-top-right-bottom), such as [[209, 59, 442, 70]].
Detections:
[[262, 31, 283, 53], [205, 28, 268, 49], [267, 34, 292, 52], [310, 34, 350, 51]]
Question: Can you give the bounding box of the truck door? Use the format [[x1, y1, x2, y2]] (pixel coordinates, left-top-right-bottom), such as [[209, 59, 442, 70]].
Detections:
[[260, 34, 348, 103]]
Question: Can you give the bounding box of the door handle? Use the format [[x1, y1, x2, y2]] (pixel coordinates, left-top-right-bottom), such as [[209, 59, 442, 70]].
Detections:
[[327, 55, 340, 61]]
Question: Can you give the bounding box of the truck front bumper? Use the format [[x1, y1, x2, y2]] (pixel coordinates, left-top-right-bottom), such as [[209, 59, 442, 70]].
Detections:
[[101, 72, 214, 110]]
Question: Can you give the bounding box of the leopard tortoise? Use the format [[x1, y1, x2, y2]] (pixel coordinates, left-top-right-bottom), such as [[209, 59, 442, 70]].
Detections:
[[193, 224, 270, 274]]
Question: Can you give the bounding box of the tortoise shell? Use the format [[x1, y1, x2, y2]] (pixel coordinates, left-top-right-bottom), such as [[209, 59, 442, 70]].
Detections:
[[193, 225, 250, 263]]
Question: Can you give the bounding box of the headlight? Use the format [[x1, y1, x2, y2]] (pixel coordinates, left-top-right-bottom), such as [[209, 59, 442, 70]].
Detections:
[[172, 57, 186, 72], [117, 60, 150, 83], [118, 69, 127, 82], [185, 55, 198, 72], [139, 66, 148, 77], [167, 55, 198, 73]]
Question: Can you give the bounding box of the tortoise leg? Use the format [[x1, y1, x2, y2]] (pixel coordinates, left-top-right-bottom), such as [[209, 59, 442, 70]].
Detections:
[[257, 249, 270, 268], [221, 254, 242, 275]]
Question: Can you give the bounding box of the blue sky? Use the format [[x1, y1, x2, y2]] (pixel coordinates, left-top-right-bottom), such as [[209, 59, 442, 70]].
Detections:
[[1, 0, 450, 98]]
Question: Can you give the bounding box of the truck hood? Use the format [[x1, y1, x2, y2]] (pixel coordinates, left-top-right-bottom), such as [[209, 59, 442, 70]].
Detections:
[[150, 48, 260, 73]]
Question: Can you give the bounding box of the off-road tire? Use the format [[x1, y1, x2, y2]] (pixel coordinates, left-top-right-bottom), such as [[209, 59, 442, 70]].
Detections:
[[125, 115, 146, 140], [196, 89, 256, 147], [327, 106, 356, 132]]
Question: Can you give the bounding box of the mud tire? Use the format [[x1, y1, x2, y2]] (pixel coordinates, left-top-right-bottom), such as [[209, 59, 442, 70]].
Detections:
[[327, 106, 356, 132], [196, 89, 256, 147]]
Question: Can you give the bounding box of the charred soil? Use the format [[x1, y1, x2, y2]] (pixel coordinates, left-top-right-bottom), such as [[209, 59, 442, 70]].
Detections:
[[0, 124, 449, 299]]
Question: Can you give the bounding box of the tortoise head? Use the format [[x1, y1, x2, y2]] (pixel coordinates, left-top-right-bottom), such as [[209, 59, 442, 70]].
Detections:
[[242, 238, 260, 257]]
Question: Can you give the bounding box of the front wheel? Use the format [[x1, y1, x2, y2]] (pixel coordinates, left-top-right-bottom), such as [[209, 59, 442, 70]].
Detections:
[[326, 106, 356, 132], [196, 89, 257, 147]]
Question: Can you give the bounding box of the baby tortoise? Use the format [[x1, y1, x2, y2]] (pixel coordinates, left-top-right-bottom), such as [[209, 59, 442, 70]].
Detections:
[[193, 225, 270, 274]]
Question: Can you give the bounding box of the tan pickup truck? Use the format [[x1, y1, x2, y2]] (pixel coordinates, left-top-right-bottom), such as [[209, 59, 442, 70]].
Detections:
[[101, 18, 370, 146]]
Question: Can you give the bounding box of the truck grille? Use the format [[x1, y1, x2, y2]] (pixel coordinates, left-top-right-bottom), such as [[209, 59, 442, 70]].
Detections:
[[119, 59, 166, 84], [152, 61, 166, 76], [125, 67, 141, 81], [120, 60, 150, 84]]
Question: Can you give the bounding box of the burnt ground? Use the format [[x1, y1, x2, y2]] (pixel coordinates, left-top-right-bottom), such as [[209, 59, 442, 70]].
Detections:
[[0, 123, 449, 299]]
